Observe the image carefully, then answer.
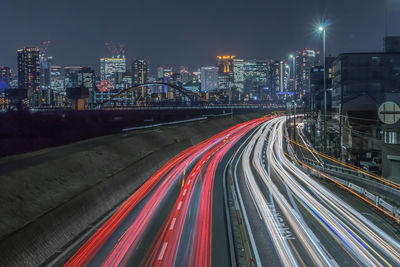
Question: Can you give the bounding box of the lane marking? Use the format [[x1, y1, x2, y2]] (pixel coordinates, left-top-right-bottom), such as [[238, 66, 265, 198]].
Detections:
[[187, 179, 191, 185], [177, 201, 183, 210], [183, 189, 187, 196], [158, 242, 168, 260], [170, 218, 176, 230]]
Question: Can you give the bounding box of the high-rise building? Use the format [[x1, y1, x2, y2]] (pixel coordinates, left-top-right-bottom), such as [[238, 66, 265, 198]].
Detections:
[[132, 59, 149, 85], [17, 47, 41, 106], [100, 57, 126, 86], [232, 59, 247, 92], [81, 67, 96, 92], [39, 56, 53, 106], [50, 66, 64, 92], [268, 60, 281, 98], [295, 49, 320, 98], [266, 60, 289, 102], [157, 67, 164, 80], [163, 67, 173, 79], [200, 67, 219, 92], [64, 66, 96, 104], [217, 56, 235, 89], [40, 56, 52, 90], [233, 59, 270, 98], [64, 66, 95, 90], [64, 67, 83, 88], [50, 66, 65, 106], [180, 65, 192, 83], [279, 60, 289, 93], [0, 67, 11, 91]]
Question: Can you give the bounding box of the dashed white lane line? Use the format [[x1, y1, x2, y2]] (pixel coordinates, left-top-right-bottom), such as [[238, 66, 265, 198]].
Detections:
[[177, 201, 183, 210], [183, 189, 187, 196], [170, 218, 176, 230], [158, 242, 168, 260], [187, 179, 191, 185]]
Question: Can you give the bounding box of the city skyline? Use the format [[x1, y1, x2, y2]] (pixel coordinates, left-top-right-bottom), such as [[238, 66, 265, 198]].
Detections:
[[1, 0, 400, 72]]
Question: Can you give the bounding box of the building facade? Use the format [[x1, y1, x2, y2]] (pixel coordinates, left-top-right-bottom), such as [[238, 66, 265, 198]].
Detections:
[[100, 57, 126, 87], [17, 47, 41, 106], [217, 56, 235, 90], [132, 59, 149, 85], [295, 49, 320, 99], [331, 50, 400, 180], [0, 67, 11, 91], [200, 66, 219, 92]]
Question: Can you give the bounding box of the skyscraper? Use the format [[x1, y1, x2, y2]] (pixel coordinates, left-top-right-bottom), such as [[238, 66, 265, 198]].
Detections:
[[100, 57, 126, 87], [17, 47, 40, 106], [217, 56, 235, 90], [0, 67, 11, 91], [233, 59, 270, 98], [40, 56, 52, 90], [64, 67, 84, 88], [157, 67, 164, 80], [232, 59, 248, 92], [295, 49, 320, 98], [200, 67, 219, 92], [132, 59, 149, 85], [279, 60, 289, 93], [50, 66, 64, 92], [180, 65, 192, 83], [64, 66, 95, 90]]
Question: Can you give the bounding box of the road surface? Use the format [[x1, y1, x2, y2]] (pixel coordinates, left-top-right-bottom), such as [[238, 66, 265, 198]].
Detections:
[[232, 116, 400, 266], [63, 117, 269, 266], [60, 116, 400, 266]]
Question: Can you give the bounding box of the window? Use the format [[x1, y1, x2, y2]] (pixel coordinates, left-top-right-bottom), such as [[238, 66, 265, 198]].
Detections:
[[384, 131, 399, 144]]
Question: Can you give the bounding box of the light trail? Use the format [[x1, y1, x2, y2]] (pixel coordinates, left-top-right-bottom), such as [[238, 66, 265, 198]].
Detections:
[[237, 116, 400, 266], [65, 116, 268, 267], [143, 118, 267, 267]]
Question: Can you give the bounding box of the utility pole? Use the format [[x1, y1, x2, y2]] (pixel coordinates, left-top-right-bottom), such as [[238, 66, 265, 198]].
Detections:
[[293, 100, 296, 141]]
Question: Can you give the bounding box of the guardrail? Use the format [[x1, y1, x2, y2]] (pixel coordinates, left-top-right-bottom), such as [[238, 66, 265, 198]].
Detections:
[[301, 157, 400, 221], [103, 105, 284, 110]]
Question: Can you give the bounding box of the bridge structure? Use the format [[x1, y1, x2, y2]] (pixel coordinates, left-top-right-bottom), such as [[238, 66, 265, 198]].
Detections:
[[99, 82, 206, 108]]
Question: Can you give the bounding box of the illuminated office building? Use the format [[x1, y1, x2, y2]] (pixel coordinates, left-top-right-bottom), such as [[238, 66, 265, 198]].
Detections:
[[217, 55, 235, 89], [295, 49, 320, 98], [200, 67, 219, 92], [0, 67, 11, 91], [17, 47, 41, 106], [100, 57, 126, 86], [132, 59, 149, 84]]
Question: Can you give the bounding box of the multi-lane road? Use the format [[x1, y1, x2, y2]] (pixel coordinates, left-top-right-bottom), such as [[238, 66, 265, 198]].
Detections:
[[232, 116, 400, 266], [60, 116, 400, 266]]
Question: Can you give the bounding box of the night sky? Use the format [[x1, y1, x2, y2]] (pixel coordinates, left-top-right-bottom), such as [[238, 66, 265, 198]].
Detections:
[[1, 0, 399, 74]]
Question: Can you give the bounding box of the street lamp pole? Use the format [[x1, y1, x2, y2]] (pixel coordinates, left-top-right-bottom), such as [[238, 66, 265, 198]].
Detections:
[[319, 26, 327, 152]]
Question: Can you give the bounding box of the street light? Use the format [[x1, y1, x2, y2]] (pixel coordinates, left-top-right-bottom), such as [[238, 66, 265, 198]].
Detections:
[[318, 25, 327, 152]]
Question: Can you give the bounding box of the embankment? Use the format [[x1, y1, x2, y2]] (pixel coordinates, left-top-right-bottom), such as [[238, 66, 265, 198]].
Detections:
[[0, 112, 268, 266]]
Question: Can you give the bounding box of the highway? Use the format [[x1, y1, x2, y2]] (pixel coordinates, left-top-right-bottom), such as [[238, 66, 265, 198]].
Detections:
[[61, 115, 400, 267], [232, 116, 400, 266], [63, 117, 269, 266]]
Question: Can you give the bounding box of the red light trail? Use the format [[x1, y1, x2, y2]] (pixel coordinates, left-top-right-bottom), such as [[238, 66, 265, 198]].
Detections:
[[65, 117, 270, 267]]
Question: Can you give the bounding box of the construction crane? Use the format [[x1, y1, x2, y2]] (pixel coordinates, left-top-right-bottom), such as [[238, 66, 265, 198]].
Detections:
[[39, 40, 51, 59], [105, 41, 125, 58]]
